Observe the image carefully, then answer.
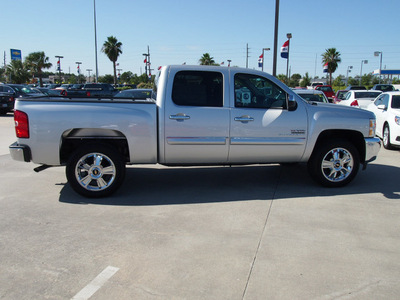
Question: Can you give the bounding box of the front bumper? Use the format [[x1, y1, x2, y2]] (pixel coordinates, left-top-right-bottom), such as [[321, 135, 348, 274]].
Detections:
[[364, 137, 381, 165], [9, 142, 31, 162]]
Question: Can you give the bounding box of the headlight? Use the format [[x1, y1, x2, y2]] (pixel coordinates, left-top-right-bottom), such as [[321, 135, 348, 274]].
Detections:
[[395, 116, 400, 126], [369, 118, 376, 137]]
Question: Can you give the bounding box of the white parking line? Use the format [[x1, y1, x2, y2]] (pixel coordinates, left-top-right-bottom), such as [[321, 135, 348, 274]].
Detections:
[[71, 266, 119, 300]]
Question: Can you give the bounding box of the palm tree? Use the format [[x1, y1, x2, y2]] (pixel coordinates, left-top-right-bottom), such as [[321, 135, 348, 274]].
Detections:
[[199, 53, 216, 65], [24, 52, 52, 87], [6, 60, 30, 84], [321, 48, 341, 85], [101, 36, 123, 85]]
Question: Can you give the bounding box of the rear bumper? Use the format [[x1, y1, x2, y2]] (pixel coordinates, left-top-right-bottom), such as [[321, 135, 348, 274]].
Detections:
[[9, 142, 31, 162], [364, 137, 381, 164]]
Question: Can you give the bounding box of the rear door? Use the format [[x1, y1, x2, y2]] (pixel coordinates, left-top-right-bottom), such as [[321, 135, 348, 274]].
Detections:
[[163, 69, 230, 164]]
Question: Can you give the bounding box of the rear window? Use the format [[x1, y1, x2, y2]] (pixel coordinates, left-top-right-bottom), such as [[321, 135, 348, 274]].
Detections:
[[354, 92, 381, 98], [172, 71, 223, 107]]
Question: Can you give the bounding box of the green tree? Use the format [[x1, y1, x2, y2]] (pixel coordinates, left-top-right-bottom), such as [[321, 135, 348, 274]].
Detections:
[[333, 75, 344, 87], [321, 48, 341, 85], [289, 73, 302, 87], [98, 74, 114, 84], [300, 72, 311, 87], [6, 60, 30, 84], [199, 53, 216, 65], [277, 74, 287, 83], [120, 71, 134, 84], [101, 36, 123, 85], [24, 51, 52, 87]]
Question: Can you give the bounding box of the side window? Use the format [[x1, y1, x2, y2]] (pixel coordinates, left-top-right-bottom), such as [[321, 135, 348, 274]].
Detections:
[[382, 94, 389, 107], [374, 95, 383, 106], [172, 71, 223, 107], [234, 73, 287, 109]]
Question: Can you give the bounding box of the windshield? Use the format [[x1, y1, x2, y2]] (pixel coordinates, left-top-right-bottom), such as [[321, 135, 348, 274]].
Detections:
[[115, 89, 154, 100], [10, 85, 40, 94], [298, 93, 327, 103]]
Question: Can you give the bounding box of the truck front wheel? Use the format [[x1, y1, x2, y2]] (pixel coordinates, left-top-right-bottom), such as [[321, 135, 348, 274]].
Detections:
[[66, 144, 125, 197], [308, 140, 360, 187]]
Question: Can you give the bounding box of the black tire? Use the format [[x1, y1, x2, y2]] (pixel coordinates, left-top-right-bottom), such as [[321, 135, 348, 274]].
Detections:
[[308, 139, 360, 187], [382, 124, 394, 150], [66, 144, 125, 197]]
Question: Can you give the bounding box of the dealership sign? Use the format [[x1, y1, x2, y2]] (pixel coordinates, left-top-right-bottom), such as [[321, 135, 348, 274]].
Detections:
[[10, 49, 22, 61]]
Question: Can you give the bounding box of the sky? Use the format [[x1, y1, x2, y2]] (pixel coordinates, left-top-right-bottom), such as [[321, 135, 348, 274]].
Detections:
[[2, 0, 400, 80]]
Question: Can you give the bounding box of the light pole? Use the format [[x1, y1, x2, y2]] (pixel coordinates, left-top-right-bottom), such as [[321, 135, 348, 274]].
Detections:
[[346, 66, 353, 86], [227, 60, 231, 67], [55, 55, 63, 83], [360, 60, 368, 85], [86, 69, 92, 83], [374, 51, 383, 83], [76, 62, 82, 84], [286, 33, 292, 84], [272, 0, 280, 77], [93, 0, 99, 83], [261, 48, 270, 72]]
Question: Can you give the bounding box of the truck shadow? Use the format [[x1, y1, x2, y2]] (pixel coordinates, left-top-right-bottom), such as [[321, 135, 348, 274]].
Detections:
[[59, 162, 400, 205]]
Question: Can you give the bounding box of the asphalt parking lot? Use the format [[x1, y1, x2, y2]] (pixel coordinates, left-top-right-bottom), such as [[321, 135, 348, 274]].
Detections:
[[1, 113, 400, 300]]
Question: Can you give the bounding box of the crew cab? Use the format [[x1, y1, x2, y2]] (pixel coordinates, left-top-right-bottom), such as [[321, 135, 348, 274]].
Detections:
[[9, 65, 381, 197]]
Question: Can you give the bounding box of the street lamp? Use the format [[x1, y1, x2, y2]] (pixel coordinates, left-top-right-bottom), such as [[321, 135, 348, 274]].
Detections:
[[346, 66, 353, 86], [374, 51, 383, 83], [227, 60, 232, 67], [93, 0, 99, 83], [360, 60, 368, 85], [261, 48, 270, 72], [286, 33, 292, 84], [86, 69, 92, 83], [55, 55, 63, 83]]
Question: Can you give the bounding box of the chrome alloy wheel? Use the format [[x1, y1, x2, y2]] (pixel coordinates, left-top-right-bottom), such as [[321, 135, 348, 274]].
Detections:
[[75, 152, 116, 191], [321, 147, 354, 182], [383, 126, 390, 148]]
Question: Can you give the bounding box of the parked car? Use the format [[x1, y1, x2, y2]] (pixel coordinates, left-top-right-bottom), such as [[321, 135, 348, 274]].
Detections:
[[315, 85, 334, 102], [338, 90, 382, 109], [114, 89, 155, 100], [366, 91, 400, 149], [371, 84, 396, 92], [345, 85, 367, 91], [0, 92, 15, 114], [333, 90, 347, 104], [293, 89, 329, 103], [0, 84, 44, 98]]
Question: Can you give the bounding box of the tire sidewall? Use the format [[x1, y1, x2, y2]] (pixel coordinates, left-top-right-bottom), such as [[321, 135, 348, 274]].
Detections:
[[66, 144, 125, 197], [308, 139, 360, 187]]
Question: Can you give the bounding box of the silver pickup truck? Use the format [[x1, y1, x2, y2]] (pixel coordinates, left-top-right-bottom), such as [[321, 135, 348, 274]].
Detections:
[[10, 65, 381, 197]]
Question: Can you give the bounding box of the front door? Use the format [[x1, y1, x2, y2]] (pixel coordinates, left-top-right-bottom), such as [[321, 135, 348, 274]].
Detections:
[[229, 72, 308, 163]]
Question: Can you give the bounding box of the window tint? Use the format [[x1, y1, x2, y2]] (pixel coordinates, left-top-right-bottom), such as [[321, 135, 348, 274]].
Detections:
[[234, 73, 287, 109], [172, 71, 223, 107], [392, 95, 400, 109], [374, 95, 383, 106], [354, 92, 381, 98]]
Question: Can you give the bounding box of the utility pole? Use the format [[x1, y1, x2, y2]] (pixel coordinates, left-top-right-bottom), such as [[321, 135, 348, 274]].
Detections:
[[117, 68, 122, 84], [143, 46, 152, 81], [93, 0, 99, 83], [246, 43, 249, 68], [76, 62, 82, 83]]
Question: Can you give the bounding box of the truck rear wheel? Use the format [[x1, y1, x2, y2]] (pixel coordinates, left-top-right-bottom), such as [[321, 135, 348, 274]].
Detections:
[[66, 144, 125, 197], [308, 139, 360, 187]]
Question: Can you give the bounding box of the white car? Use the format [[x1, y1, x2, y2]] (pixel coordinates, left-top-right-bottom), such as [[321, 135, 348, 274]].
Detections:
[[338, 90, 382, 109], [367, 91, 400, 149]]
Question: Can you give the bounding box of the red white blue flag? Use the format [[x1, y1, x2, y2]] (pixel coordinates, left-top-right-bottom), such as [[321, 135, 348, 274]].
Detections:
[[281, 40, 289, 59], [258, 54, 263, 68], [323, 62, 329, 73]]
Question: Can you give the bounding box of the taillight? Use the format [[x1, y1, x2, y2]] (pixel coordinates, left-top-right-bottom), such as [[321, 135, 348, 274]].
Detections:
[[9, 96, 15, 103], [350, 100, 359, 107], [86, 91, 91, 97], [14, 110, 29, 138]]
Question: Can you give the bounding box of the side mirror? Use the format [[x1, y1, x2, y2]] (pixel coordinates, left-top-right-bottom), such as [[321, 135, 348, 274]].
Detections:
[[288, 94, 297, 111], [377, 104, 387, 110]]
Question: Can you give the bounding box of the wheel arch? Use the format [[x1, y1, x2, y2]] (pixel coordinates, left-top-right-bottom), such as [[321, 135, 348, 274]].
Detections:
[[312, 129, 366, 163], [60, 128, 130, 164]]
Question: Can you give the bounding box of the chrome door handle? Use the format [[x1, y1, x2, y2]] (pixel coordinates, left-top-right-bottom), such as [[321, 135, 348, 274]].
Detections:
[[234, 116, 254, 123], [169, 114, 190, 121]]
